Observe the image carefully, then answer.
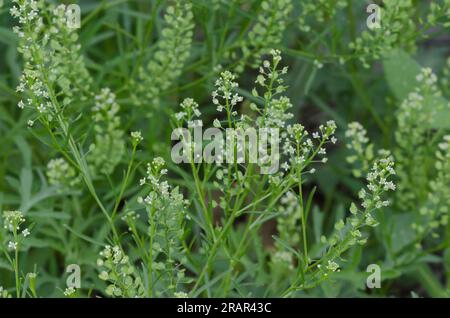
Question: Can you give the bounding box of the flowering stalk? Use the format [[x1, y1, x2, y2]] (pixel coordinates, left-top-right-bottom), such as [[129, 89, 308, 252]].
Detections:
[[133, 157, 190, 297], [11, 0, 122, 243], [134, 0, 194, 106], [283, 155, 396, 296], [173, 50, 341, 296], [1, 211, 31, 297]]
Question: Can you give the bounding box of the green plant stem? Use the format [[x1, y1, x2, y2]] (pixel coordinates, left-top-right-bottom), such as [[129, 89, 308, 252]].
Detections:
[[111, 144, 137, 221], [297, 169, 308, 265], [147, 206, 156, 298], [190, 160, 215, 240], [28, 40, 121, 244]]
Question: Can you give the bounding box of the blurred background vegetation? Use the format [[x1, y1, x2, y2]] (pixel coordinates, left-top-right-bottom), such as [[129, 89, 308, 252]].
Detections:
[[0, 0, 449, 297]]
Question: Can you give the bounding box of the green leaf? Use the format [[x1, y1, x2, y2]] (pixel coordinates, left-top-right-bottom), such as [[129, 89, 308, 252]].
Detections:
[[0, 27, 18, 46], [20, 167, 32, 207], [389, 213, 416, 253], [383, 49, 421, 101], [423, 95, 450, 129], [350, 202, 358, 215], [312, 206, 324, 244]]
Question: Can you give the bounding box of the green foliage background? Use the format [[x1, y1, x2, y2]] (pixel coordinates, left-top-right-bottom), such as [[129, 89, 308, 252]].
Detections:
[[0, 0, 449, 298]]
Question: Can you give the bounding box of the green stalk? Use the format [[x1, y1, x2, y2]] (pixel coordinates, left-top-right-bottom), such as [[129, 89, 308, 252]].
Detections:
[[111, 144, 137, 221], [13, 227, 20, 298], [28, 38, 121, 244], [147, 206, 156, 298], [297, 168, 308, 265]]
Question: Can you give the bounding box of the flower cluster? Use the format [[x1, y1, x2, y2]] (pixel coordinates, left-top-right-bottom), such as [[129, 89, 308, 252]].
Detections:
[[135, 0, 194, 106], [395, 68, 444, 209], [3, 210, 26, 233], [130, 131, 143, 147], [45, 4, 92, 98], [2, 210, 30, 251], [138, 158, 189, 216], [281, 120, 337, 176], [97, 245, 145, 297], [253, 50, 292, 129], [349, 1, 449, 68], [87, 88, 125, 176], [174, 291, 189, 298], [232, 0, 293, 72], [138, 157, 170, 207], [298, 0, 347, 33], [412, 135, 450, 243], [360, 155, 396, 210], [174, 98, 202, 124], [345, 72, 448, 258], [136, 157, 190, 296], [349, 0, 417, 68], [63, 287, 76, 298], [276, 191, 300, 247], [307, 155, 396, 288], [212, 71, 243, 116], [0, 286, 11, 298], [12, 0, 92, 123], [46, 158, 80, 191], [345, 122, 374, 178], [426, 0, 450, 28]]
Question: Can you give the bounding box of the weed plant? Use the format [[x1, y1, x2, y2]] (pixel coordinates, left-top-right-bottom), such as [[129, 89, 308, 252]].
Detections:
[[0, 0, 449, 298]]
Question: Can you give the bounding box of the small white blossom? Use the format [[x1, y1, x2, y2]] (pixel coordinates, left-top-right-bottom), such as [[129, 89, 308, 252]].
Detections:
[[8, 241, 17, 251], [213, 119, 221, 128], [64, 287, 76, 297], [131, 131, 143, 145]]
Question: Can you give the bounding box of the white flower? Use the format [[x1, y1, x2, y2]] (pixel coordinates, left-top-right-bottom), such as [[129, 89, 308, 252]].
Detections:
[[383, 181, 396, 191], [37, 104, 46, 113], [213, 119, 221, 128], [281, 162, 290, 171], [8, 241, 17, 251], [313, 60, 323, 69], [174, 291, 189, 298], [180, 98, 201, 118], [326, 260, 339, 272], [64, 287, 76, 297], [22, 228, 30, 237], [3, 210, 25, 232], [175, 112, 186, 121], [10, 6, 20, 18], [131, 131, 143, 144]]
